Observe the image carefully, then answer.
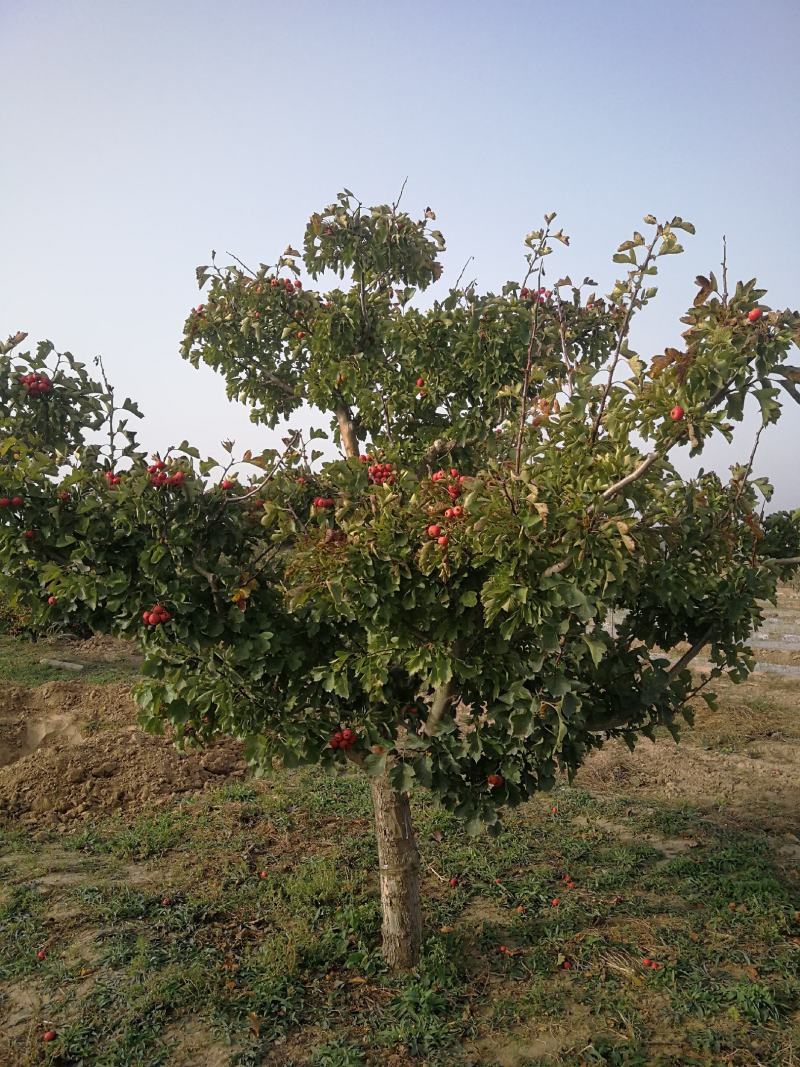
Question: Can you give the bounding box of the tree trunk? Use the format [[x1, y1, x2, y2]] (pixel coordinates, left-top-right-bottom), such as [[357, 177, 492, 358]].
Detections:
[[370, 775, 422, 970]]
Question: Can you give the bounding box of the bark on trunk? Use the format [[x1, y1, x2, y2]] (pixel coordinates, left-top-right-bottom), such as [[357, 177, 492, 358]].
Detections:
[[335, 403, 359, 460], [370, 775, 422, 970]]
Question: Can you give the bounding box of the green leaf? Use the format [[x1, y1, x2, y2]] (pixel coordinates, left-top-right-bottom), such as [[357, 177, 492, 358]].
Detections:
[[582, 634, 607, 667]]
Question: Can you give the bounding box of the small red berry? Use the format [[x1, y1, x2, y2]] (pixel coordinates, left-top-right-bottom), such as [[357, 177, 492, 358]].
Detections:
[[221, 479, 234, 490], [24, 529, 35, 540], [551, 898, 560, 907], [427, 524, 441, 538], [642, 957, 652, 967], [416, 377, 425, 387], [258, 870, 269, 879], [43, 1031, 57, 1042], [47, 596, 57, 606], [437, 535, 449, 547], [0, 498, 8, 507], [449, 468, 459, 478], [11, 496, 23, 506], [562, 959, 572, 970], [487, 774, 504, 788], [670, 404, 685, 422], [449, 877, 459, 888], [747, 307, 762, 322], [296, 331, 305, 339], [36, 949, 46, 960]]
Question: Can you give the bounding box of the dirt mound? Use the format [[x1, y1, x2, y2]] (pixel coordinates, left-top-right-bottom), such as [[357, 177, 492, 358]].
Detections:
[[0, 682, 249, 827]]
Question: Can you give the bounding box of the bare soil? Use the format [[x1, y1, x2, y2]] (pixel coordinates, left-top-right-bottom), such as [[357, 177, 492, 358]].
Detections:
[[0, 682, 248, 828]]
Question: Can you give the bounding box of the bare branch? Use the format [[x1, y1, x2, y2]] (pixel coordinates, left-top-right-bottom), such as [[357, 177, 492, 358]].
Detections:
[[422, 678, 458, 738], [542, 557, 571, 579], [335, 403, 360, 458], [666, 628, 714, 680]]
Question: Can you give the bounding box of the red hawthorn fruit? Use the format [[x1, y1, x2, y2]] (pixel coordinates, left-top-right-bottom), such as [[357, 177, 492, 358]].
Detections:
[[427, 524, 442, 538], [449, 877, 459, 888], [43, 1031, 57, 1042], [258, 870, 269, 879], [747, 307, 762, 322], [437, 535, 449, 547], [0, 498, 8, 507], [142, 611, 151, 623], [670, 404, 685, 422], [342, 728, 354, 741], [36, 949, 46, 960], [270, 278, 279, 287], [294, 280, 302, 289], [642, 957, 652, 967], [551, 898, 560, 907], [444, 508, 454, 519], [431, 470, 445, 481], [11, 496, 23, 506], [221, 479, 234, 490], [24, 530, 35, 540], [416, 377, 425, 387], [161, 897, 171, 906], [47, 596, 57, 606], [562, 960, 572, 970], [296, 331, 305, 339], [487, 774, 504, 788], [520, 287, 529, 297], [450, 468, 459, 478], [498, 945, 509, 955]]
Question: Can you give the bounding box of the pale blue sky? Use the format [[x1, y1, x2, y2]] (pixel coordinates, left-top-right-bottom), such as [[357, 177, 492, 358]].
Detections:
[[2, 0, 798, 506]]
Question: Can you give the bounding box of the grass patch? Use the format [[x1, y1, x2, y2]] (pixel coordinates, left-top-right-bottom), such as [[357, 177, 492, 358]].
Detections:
[[1, 764, 797, 1065]]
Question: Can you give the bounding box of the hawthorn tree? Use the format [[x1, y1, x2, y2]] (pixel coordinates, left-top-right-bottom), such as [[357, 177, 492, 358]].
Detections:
[[2, 191, 799, 969]]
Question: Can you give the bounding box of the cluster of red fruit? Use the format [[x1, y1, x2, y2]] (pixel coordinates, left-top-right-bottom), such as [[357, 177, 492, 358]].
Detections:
[[103, 470, 122, 487], [18, 371, 53, 396], [313, 496, 334, 509], [426, 524, 448, 547], [0, 495, 24, 508], [642, 957, 660, 970], [329, 728, 357, 750], [444, 505, 464, 521], [520, 286, 552, 301], [269, 277, 302, 293], [142, 603, 172, 626], [364, 457, 395, 485], [487, 773, 504, 788], [148, 460, 186, 488], [432, 468, 466, 501]]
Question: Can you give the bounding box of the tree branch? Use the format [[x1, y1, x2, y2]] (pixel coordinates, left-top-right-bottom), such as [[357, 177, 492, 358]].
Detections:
[[336, 402, 360, 458], [421, 678, 458, 737], [666, 627, 714, 679]]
